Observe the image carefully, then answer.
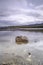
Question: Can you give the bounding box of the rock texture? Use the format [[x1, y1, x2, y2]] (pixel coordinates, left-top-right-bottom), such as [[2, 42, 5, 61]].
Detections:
[[15, 36, 28, 44]]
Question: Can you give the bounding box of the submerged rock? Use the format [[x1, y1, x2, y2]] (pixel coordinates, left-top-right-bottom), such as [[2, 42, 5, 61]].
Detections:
[[15, 36, 28, 44]]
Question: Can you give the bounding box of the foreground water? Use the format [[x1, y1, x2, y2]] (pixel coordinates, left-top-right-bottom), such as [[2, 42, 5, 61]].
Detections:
[[0, 31, 43, 65]]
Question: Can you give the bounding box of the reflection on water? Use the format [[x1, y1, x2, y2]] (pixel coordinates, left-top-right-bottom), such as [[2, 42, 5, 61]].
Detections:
[[0, 31, 43, 65]]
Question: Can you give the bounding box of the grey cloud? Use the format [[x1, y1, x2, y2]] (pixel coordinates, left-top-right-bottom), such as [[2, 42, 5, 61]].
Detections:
[[35, 5, 43, 10], [0, 10, 10, 17], [0, 0, 43, 24], [27, 0, 43, 6], [26, 13, 41, 17], [0, 13, 10, 17], [0, 9, 22, 18], [0, 0, 43, 9]]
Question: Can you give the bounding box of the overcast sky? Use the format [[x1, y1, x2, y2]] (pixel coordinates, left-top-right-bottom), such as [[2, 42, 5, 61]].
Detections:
[[0, 0, 43, 26]]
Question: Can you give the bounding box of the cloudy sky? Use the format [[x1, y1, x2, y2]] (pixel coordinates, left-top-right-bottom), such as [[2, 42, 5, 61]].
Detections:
[[0, 0, 43, 26]]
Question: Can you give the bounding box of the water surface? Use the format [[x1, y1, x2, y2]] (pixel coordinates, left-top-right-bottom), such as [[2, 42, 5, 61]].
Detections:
[[0, 31, 43, 65]]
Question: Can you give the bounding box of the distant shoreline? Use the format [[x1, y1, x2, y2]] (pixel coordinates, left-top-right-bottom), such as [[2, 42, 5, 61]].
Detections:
[[0, 24, 43, 31], [0, 26, 43, 32], [18, 28, 43, 32]]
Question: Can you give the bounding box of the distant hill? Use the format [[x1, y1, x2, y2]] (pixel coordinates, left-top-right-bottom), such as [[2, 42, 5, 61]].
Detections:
[[21, 23, 43, 28]]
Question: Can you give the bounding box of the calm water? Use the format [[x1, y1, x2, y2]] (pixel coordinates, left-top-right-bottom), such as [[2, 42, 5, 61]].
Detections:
[[0, 31, 43, 65]]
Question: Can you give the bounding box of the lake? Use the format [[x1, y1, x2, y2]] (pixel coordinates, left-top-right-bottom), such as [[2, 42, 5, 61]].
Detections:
[[0, 31, 43, 65]]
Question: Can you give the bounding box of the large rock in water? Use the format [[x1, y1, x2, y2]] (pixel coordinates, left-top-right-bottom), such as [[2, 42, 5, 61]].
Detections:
[[15, 36, 28, 44]]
